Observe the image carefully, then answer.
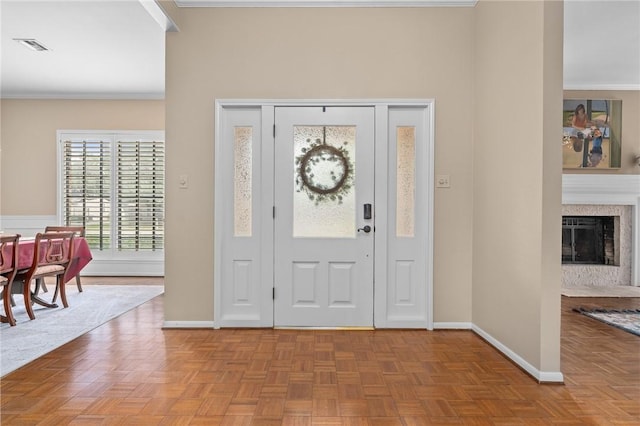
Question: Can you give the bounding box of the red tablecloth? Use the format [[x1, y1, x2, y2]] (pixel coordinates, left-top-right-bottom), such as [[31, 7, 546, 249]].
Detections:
[[14, 238, 93, 283]]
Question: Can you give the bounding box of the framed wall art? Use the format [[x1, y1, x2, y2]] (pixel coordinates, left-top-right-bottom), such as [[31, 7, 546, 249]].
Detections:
[[562, 99, 622, 169]]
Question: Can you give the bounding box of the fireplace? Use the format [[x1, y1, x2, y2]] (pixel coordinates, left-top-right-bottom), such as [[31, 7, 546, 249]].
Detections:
[[562, 216, 616, 265], [562, 175, 640, 287], [561, 204, 632, 286]]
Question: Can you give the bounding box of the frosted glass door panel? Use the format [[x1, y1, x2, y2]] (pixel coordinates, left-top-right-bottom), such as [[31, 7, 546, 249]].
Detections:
[[396, 126, 415, 237], [234, 127, 253, 237], [293, 126, 356, 238]]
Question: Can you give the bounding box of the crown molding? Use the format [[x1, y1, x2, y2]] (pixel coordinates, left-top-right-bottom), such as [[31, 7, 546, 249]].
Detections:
[[0, 92, 165, 100], [139, 0, 179, 32], [175, 0, 477, 7]]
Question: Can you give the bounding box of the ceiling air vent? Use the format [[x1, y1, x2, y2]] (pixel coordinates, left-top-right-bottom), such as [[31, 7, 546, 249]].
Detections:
[[13, 38, 50, 52]]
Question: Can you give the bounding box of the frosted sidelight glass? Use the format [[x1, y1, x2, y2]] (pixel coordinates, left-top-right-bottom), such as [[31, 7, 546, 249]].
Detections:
[[293, 126, 356, 238], [396, 126, 415, 237], [234, 127, 252, 237]]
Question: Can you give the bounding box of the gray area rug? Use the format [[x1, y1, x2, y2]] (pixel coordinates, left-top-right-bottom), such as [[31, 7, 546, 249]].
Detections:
[[574, 307, 640, 336], [0, 285, 164, 377]]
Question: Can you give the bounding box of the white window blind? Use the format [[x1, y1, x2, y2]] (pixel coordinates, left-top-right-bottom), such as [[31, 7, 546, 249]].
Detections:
[[62, 139, 112, 250], [60, 133, 164, 253], [117, 140, 164, 251]]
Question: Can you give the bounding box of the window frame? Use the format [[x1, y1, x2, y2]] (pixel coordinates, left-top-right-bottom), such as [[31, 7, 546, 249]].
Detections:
[[57, 130, 165, 264]]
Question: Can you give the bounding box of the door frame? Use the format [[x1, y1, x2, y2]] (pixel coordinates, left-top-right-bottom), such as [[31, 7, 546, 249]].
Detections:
[[214, 99, 435, 329]]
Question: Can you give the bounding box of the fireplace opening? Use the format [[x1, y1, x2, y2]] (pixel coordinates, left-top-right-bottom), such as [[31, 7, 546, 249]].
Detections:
[[562, 216, 615, 265]]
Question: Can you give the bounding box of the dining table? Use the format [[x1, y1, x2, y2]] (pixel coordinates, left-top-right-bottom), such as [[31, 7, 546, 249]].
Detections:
[[9, 237, 93, 309]]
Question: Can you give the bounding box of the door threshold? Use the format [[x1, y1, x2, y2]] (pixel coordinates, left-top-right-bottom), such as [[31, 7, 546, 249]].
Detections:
[[274, 326, 374, 330]]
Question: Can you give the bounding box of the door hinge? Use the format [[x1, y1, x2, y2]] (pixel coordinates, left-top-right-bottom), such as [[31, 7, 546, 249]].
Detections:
[[272, 287, 275, 299], [273, 124, 276, 138], [273, 206, 275, 218]]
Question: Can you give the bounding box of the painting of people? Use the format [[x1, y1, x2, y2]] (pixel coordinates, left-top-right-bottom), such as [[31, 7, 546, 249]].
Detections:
[[562, 99, 622, 169]]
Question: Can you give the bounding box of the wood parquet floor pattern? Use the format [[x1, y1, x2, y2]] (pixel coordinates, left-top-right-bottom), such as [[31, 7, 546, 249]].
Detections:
[[1, 282, 639, 425]]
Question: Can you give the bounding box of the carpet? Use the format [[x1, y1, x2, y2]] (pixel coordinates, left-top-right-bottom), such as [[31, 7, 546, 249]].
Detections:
[[0, 285, 164, 377], [573, 307, 640, 336]]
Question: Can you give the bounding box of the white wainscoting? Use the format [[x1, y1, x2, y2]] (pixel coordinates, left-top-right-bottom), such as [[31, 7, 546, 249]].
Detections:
[[0, 215, 58, 238], [0, 215, 164, 276]]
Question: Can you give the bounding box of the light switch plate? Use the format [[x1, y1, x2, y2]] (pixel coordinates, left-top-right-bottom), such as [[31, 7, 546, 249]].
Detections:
[[436, 175, 450, 188], [179, 174, 189, 189]]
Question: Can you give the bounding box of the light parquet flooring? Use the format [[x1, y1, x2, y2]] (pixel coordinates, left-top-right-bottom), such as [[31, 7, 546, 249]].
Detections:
[[1, 280, 639, 425]]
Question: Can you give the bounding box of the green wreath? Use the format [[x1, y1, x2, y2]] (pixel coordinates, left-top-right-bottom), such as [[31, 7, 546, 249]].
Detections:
[[295, 137, 353, 205]]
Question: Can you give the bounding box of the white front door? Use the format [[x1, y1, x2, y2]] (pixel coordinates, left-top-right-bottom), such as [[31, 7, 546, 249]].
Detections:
[[273, 107, 375, 327], [215, 101, 434, 330]]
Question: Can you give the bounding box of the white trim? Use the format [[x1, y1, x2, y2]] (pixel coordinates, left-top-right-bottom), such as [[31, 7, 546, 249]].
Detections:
[[373, 105, 389, 328], [0, 92, 165, 100], [163, 321, 216, 328], [214, 103, 224, 327], [426, 102, 435, 330], [81, 259, 164, 276], [562, 174, 640, 205], [138, 0, 179, 32], [434, 322, 472, 329], [0, 215, 57, 237], [472, 324, 564, 384], [562, 174, 640, 286], [260, 106, 276, 326], [177, 0, 477, 7], [217, 99, 438, 107]]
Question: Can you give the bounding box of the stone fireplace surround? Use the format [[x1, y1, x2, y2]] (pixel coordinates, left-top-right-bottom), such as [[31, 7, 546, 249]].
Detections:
[[562, 174, 640, 287]]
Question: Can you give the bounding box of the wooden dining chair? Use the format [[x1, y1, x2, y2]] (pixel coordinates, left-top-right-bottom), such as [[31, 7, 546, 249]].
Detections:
[[0, 234, 20, 326], [15, 232, 75, 321], [43, 226, 86, 295]]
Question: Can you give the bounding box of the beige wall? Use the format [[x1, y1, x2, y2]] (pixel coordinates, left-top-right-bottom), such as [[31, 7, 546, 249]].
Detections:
[[163, 3, 568, 373], [164, 7, 476, 323], [472, 0, 563, 373], [563, 90, 640, 174], [0, 99, 165, 215]]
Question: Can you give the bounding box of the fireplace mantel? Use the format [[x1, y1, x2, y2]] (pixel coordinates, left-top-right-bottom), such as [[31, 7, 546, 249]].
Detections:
[[562, 174, 640, 205], [562, 174, 640, 286]]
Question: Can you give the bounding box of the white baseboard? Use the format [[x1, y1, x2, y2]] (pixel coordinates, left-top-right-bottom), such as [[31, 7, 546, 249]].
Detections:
[[434, 322, 473, 329], [472, 324, 564, 383], [435, 321, 563, 382], [162, 321, 215, 329]]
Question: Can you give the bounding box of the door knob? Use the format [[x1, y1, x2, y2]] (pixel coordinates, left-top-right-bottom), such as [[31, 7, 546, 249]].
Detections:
[[357, 225, 372, 233]]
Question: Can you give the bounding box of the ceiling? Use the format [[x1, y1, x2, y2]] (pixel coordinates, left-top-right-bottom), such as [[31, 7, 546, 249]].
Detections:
[[1, 0, 638, 99], [0, 0, 168, 99]]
